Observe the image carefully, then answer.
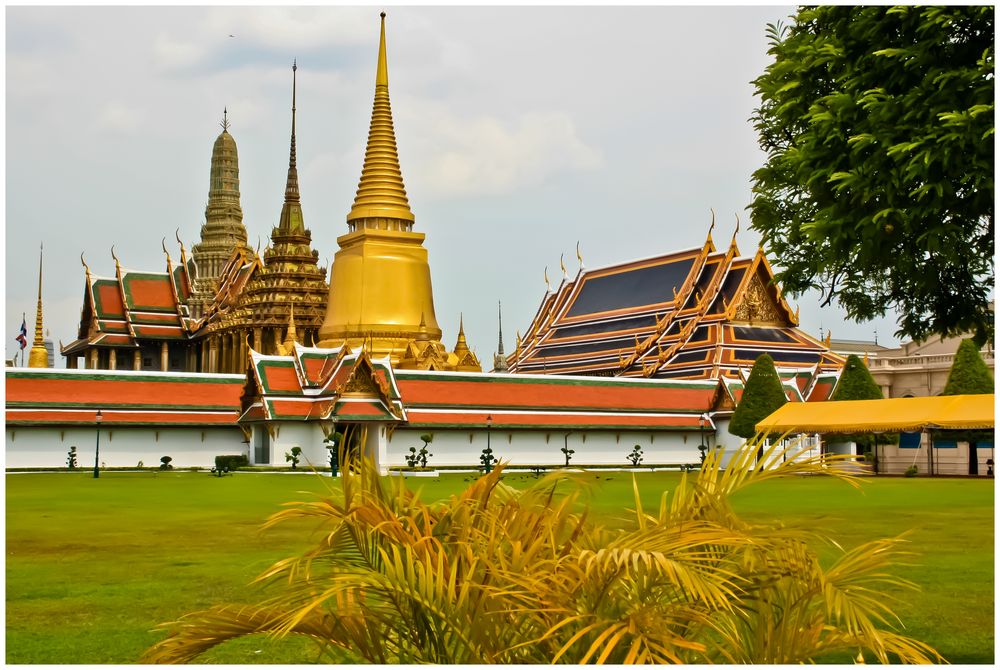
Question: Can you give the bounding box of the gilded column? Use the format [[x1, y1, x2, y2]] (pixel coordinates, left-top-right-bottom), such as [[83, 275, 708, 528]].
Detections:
[[134, 350, 141, 371], [109, 348, 117, 370], [160, 342, 169, 371]]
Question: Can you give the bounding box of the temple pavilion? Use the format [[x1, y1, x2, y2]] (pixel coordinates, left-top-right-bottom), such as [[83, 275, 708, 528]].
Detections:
[[508, 222, 845, 405]]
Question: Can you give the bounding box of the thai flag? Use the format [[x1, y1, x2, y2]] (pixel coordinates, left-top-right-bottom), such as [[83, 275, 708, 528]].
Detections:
[[15, 318, 27, 350]]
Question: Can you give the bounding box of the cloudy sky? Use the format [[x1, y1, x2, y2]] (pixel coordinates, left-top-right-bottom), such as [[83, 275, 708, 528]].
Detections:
[[6, 5, 906, 366]]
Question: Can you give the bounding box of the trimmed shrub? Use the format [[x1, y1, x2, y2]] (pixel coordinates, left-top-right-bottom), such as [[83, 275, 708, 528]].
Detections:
[[904, 465, 919, 478], [215, 454, 249, 472], [159, 456, 174, 470], [830, 354, 893, 450], [943, 339, 994, 395], [729, 353, 787, 439], [285, 446, 302, 470], [626, 444, 643, 466], [941, 339, 994, 446], [66, 446, 78, 469]]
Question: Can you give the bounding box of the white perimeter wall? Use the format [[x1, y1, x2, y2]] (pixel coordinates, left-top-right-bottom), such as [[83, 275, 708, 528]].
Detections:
[[5, 426, 247, 469], [385, 428, 705, 468]]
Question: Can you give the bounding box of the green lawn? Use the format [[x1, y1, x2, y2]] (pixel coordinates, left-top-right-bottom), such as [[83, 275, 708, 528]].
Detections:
[[6, 470, 994, 664]]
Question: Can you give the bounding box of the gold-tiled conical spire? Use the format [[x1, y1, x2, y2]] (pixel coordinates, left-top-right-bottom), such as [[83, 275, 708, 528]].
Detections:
[[347, 11, 415, 225], [28, 243, 49, 368]]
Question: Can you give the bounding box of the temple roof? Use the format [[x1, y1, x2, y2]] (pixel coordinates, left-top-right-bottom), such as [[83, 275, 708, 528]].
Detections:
[[62, 247, 194, 355], [238, 342, 722, 430], [5, 368, 243, 426], [510, 232, 844, 380]]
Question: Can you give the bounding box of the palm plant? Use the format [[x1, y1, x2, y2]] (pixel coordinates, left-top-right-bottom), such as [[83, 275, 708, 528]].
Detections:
[[142, 434, 941, 664]]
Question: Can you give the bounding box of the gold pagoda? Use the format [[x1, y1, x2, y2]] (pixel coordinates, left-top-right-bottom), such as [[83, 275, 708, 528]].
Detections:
[[196, 63, 329, 373], [317, 13, 478, 371], [28, 245, 49, 368], [188, 110, 253, 320]]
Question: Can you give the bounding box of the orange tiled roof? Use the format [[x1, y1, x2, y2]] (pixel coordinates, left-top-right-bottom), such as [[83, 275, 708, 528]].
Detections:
[[5, 368, 244, 426]]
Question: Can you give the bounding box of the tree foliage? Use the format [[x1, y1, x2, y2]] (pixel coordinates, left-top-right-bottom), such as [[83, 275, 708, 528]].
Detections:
[[941, 339, 994, 445], [831, 355, 883, 402], [830, 354, 889, 449], [729, 354, 788, 438], [942, 339, 994, 395], [751, 6, 994, 344], [141, 441, 941, 664]]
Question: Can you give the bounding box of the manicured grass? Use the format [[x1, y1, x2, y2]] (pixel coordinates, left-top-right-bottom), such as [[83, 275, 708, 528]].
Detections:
[[6, 470, 994, 664]]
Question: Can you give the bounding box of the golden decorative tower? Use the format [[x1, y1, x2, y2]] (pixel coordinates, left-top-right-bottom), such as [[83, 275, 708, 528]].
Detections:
[[28, 244, 50, 368], [189, 109, 252, 319], [199, 64, 329, 372], [317, 13, 443, 359]]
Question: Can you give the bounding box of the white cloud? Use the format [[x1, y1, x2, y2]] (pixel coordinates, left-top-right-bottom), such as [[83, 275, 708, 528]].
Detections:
[[97, 101, 142, 134], [202, 7, 373, 50], [401, 104, 602, 198], [152, 32, 206, 71]]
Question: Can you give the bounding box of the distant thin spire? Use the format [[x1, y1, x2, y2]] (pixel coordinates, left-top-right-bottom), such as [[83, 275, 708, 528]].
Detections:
[[221, 107, 230, 132], [28, 243, 49, 368], [497, 300, 505, 356], [285, 60, 300, 204], [494, 300, 508, 373]]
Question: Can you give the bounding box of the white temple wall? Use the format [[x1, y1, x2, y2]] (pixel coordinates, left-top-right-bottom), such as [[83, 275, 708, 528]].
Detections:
[[266, 423, 328, 468], [5, 425, 246, 469], [385, 428, 705, 468]]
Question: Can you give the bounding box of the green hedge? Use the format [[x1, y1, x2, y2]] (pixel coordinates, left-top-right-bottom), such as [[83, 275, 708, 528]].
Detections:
[[214, 454, 249, 471]]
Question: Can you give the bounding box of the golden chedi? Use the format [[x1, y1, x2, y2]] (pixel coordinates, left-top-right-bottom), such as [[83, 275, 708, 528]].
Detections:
[[318, 13, 472, 369], [28, 244, 50, 368]]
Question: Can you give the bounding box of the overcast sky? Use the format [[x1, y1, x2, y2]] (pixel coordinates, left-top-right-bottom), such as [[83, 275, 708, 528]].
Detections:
[[5, 5, 907, 366]]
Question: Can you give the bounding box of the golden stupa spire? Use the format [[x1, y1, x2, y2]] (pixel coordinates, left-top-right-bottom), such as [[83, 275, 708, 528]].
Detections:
[[347, 12, 414, 225], [454, 313, 470, 354], [276, 60, 306, 233], [28, 243, 49, 368], [282, 304, 298, 351]]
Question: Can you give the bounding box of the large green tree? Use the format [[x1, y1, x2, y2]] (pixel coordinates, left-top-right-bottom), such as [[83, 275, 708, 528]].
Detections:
[[729, 353, 788, 442], [750, 6, 994, 345]]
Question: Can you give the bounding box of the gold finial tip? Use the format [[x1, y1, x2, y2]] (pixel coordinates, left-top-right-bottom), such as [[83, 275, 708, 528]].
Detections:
[[380, 11, 386, 19]]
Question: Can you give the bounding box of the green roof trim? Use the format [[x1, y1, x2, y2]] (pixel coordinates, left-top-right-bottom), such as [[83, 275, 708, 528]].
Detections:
[[394, 370, 717, 390], [7, 401, 237, 411], [6, 370, 243, 384]]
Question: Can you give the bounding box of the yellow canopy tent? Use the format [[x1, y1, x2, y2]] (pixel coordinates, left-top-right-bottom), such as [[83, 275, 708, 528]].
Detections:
[[756, 394, 995, 435]]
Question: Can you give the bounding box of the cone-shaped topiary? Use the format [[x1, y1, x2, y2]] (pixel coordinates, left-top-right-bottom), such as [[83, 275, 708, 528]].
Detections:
[[829, 354, 890, 452], [941, 339, 994, 447], [729, 353, 787, 439], [943, 339, 994, 396], [831, 355, 883, 402]]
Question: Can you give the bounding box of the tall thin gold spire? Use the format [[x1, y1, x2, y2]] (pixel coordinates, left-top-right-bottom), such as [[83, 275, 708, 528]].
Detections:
[[347, 11, 414, 225], [28, 243, 49, 368], [285, 60, 300, 205], [277, 60, 305, 232]]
